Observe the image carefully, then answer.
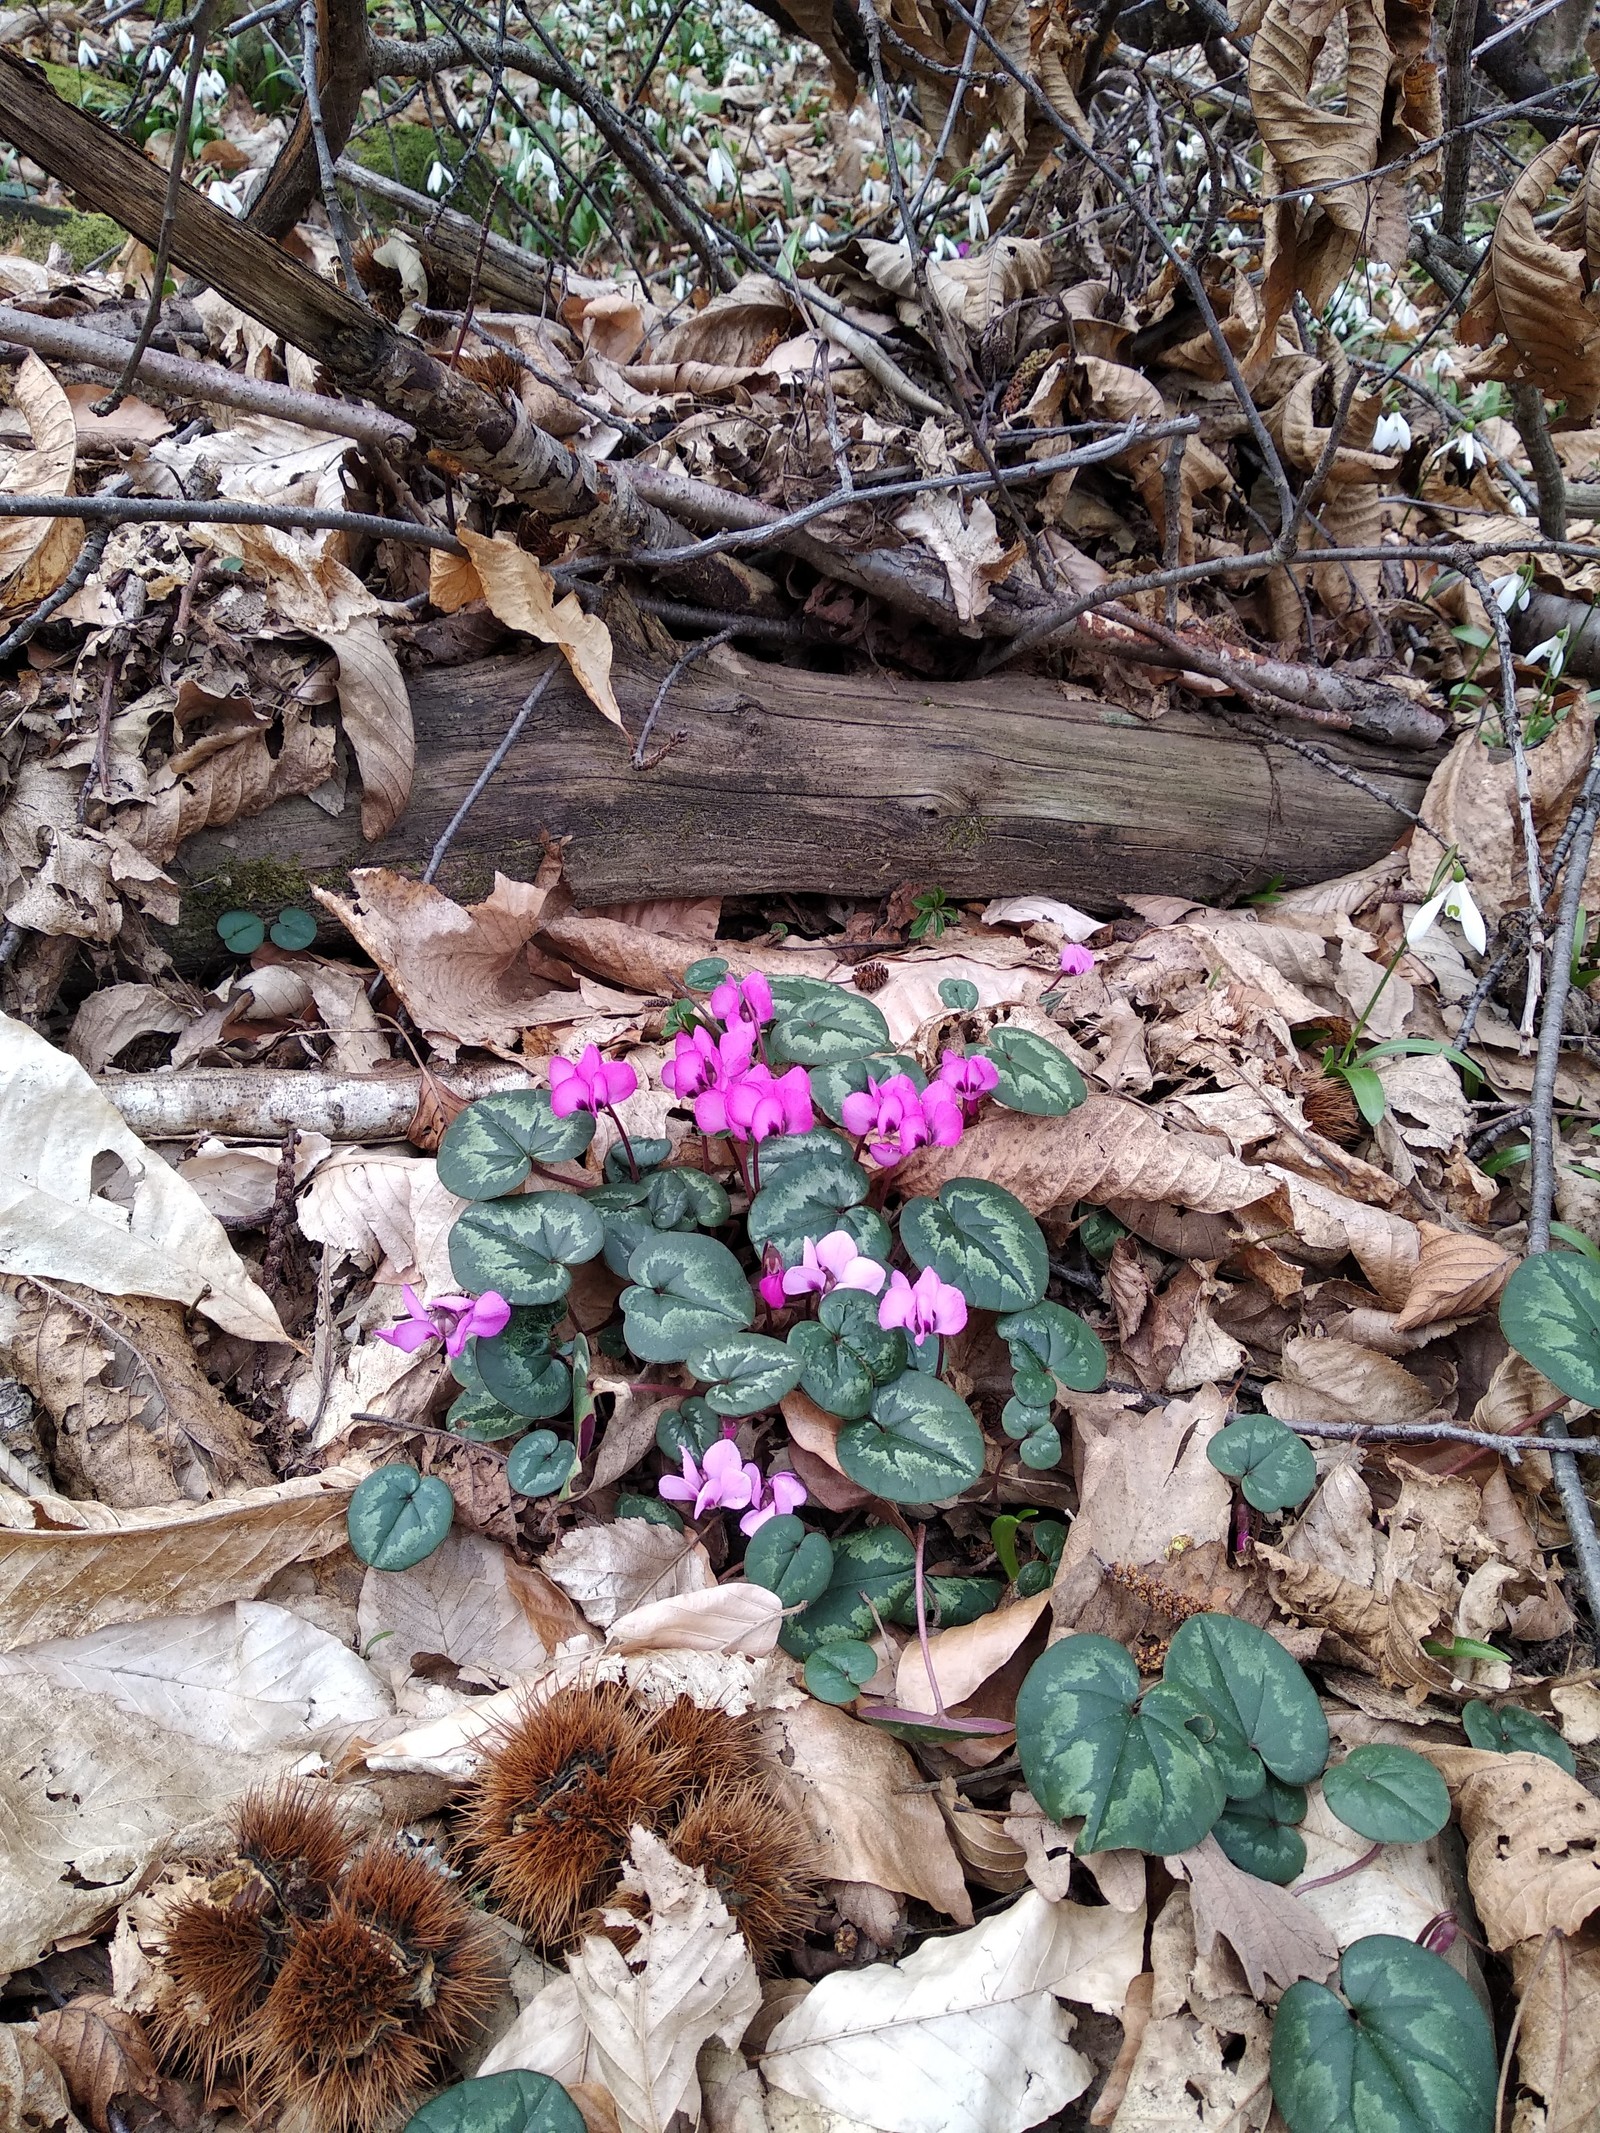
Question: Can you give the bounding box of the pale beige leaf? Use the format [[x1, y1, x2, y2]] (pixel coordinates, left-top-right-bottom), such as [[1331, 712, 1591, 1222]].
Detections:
[[313, 864, 562, 1050], [355, 1531, 565, 1689], [116, 701, 338, 865], [895, 1590, 1050, 1715], [0, 1014, 286, 1344], [0, 1468, 356, 1650], [895, 493, 1017, 624], [34, 1996, 163, 2133], [651, 275, 799, 367], [1289, 1786, 1454, 1951], [1392, 1224, 1514, 1330], [763, 1891, 1144, 2133], [325, 615, 413, 840], [1108, 1891, 1273, 2133], [1258, 1546, 1451, 1696], [67, 985, 191, 1077], [1461, 129, 1600, 419], [1511, 1927, 1600, 2133], [1442, 1748, 1600, 1949], [296, 1147, 463, 1296], [566, 1829, 762, 2133], [448, 530, 622, 729], [0, 354, 79, 609], [177, 1133, 332, 1228], [762, 1700, 973, 1922], [605, 1581, 783, 1656], [1167, 1834, 1337, 1997], [544, 1523, 716, 1629], [1552, 1681, 1600, 1745], [305, 963, 392, 1074], [1264, 1333, 1434, 1425], [478, 1969, 596, 2089], [0, 2022, 87, 2133], [1062, 1387, 1232, 1572], [1283, 1460, 1377, 1588]]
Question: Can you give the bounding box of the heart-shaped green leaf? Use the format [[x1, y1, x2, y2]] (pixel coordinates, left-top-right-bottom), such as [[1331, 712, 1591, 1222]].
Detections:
[[766, 976, 890, 1066], [900, 1178, 1049, 1312], [683, 956, 728, 992], [788, 1288, 907, 1421], [347, 1464, 454, 1571], [645, 1166, 730, 1231], [1140, 1681, 1265, 1801], [779, 1524, 916, 1657], [685, 1330, 805, 1416], [1461, 1700, 1576, 1773], [216, 908, 265, 954], [1271, 1935, 1495, 2133], [437, 1091, 594, 1200], [270, 906, 318, 951], [403, 2069, 587, 2133], [1213, 1776, 1309, 1885], [656, 1396, 720, 1462], [1161, 1613, 1330, 1788], [622, 1233, 753, 1362], [605, 1138, 672, 1180], [979, 1028, 1087, 1116], [997, 1300, 1108, 1393], [1321, 1745, 1450, 1843], [589, 1183, 658, 1278], [888, 1575, 1004, 1629], [1018, 1423, 1062, 1469], [810, 1055, 926, 1125], [474, 1311, 571, 1419], [449, 1192, 605, 1304], [747, 1147, 870, 1263], [804, 1640, 879, 1704], [506, 1430, 576, 1499], [939, 979, 980, 1010], [744, 1514, 834, 1606], [1002, 1397, 1053, 1442], [1500, 1248, 1600, 1406], [1206, 1412, 1317, 1513], [447, 1388, 526, 1441], [1015, 1634, 1226, 1855], [838, 1372, 987, 1502], [617, 1494, 682, 1527]]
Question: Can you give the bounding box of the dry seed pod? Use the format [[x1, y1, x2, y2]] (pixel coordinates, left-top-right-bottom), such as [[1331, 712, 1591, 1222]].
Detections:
[[644, 1698, 766, 1807], [605, 1785, 820, 1971], [455, 1684, 682, 1947]]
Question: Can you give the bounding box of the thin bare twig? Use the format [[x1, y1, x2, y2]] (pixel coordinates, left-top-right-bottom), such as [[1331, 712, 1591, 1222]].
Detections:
[[298, 0, 368, 303], [631, 627, 736, 769], [423, 658, 560, 883]]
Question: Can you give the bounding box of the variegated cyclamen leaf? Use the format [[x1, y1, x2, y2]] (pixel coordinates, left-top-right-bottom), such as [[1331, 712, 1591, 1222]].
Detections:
[[348, 1464, 454, 1570], [506, 1430, 577, 1499], [447, 1388, 526, 1441], [1206, 1412, 1317, 1513], [621, 1232, 753, 1362], [747, 1146, 871, 1263], [1321, 1746, 1449, 1844], [1015, 1634, 1226, 1855], [1271, 1937, 1496, 2133], [997, 1300, 1108, 1393], [1461, 1700, 1577, 1773], [779, 1523, 916, 1657], [1160, 1613, 1330, 1788], [474, 1311, 572, 1419], [837, 1372, 986, 1502], [1213, 1777, 1309, 1886], [979, 1028, 1087, 1117], [685, 1329, 805, 1416], [403, 2068, 587, 2133], [604, 1138, 672, 1180], [436, 1090, 594, 1199], [745, 1513, 834, 1606], [1499, 1248, 1600, 1407], [645, 1166, 730, 1231], [789, 1289, 907, 1419], [589, 1182, 657, 1278], [887, 1574, 1003, 1629], [900, 1178, 1049, 1311], [448, 1192, 604, 1304], [765, 976, 891, 1066], [809, 1053, 926, 1124]]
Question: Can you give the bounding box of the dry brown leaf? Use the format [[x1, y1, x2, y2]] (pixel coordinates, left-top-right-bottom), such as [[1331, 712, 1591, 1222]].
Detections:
[[297, 1146, 463, 1295], [0, 1468, 356, 1650], [1107, 1890, 1273, 2133], [115, 697, 338, 865], [1247, 1169, 1420, 1303], [1461, 128, 1600, 419], [314, 860, 562, 1050], [651, 274, 799, 367], [67, 985, 192, 1077], [1090, 1970, 1153, 2128], [0, 1014, 286, 1344], [1434, 1748, 1600, 1949], [1061, 1386, 1233, 1574], [543, 1522, 716, 1628], [1413, 701, 1600, 923], [1258, 1545, 1451, 1696], [1283, 1460, 1377, 1588], [895, 1589, 1050, 1715], [1263, 1333, 1435, 1426], [0, 2023, 87, 2133], [1249, 0, 1390, 234], [1167, 1834, 1337, 1998], [0, 354, 80, 615], [326, 615, 414, 841], [437, 530, 622, 729], [355, 1530, 571, 1689], [1511, 1926, 1600, 2133], [762, 1699, 973, 1922], [605, 1581, 784, 1656], [895, 493, 1017, 624], [32, 1998, 169, 2133], [1392, 1224, 1513, 1330], [938, 1785, 1030, 1894]]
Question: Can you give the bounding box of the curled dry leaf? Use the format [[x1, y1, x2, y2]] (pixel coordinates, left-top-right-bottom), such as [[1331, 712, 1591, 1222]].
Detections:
[[32, 1997, 165, 2133], [1107, 1890, 1274, 2133], [67, 984, 192, 1078], [0, 1014, 287, 1344], [313, 858, 563, 1051], [1510, 1927, 1600, 2133], [895, 1588, 1050, 1716], [761, 1890, 1144, 2133], [1257, 1544, 1452, 1697], [1062, 1386, 1233, 1573], [605, 1581, 784, 1657], [894, 493, 1017, 625], [1461, 128, 1600, 420], [0, 2024, 86, 2133], [543, 1521, 716, 1629], [1263, 1333, 1435, 1426], [327, 614, 415, 841], [0, 353, 80, 615], [1391, 1224, 1514, 1331], [297, 1146, 463, 1295], [1166, 1834, 1337, 1999], [1426, 1746, 1600, 1950], [435, 529, 623, 729]]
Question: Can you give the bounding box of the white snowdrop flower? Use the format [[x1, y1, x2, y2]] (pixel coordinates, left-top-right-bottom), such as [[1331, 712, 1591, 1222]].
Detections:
[[76, 38, 99, 67], [705, 143, 733, 193], [608, 12, 624, 30], [426, 160, 447, 194], [1526, 630, 1569, 676], [968, 192, 989, 242], [116, 23, 133, 52], [802, 221, 828, 249], [208, 178, 245, 215], [1406, 875, 1487, 956], [1456, 431, 1486, 470], [197, 66, 226, 103], [673, 273, 687, 300], [1386, 292, 1420, 332], [1372, 411, 1411, 453], [691, 38, 705, 54], [1491, 571, 1529, 614]]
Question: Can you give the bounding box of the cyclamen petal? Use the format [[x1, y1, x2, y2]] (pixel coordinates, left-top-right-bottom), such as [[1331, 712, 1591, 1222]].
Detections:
[[1058, 943, 1095, 976]]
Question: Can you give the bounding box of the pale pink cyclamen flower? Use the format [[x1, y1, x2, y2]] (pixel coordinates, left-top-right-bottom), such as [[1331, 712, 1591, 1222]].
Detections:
[[1058, 943, 1096, 976], [375, 1284, 511, 1357], [841, 1072, 963, 1167], [658, 1437, 757, 1519], [782, 1230, 886, 1300], [549, 1044, 639, 1117], [740, 1467, 808, 1536], [938, 1048, 1000, 1116], [879, 1266, 968, 1341], [708, 970, 775, 1030]]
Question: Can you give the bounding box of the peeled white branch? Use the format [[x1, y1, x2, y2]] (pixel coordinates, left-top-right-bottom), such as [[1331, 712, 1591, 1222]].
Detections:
[[99, 1064, 532, 1142]]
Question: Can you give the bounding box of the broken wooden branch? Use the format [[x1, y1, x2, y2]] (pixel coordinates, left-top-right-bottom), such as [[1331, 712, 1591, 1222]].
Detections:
[[101, 1063, 530, 1141]]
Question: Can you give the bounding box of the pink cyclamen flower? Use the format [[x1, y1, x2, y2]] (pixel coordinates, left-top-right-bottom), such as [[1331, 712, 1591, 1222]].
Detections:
[[841, 1073, 963, 1168], [879, 1266, 968, 1341], [1058, 943, 1096, 976], [708, 970, 775, 1030], [722, 1062, 814, 1144], [374, 1283, 511, 1358], [758, 1264, 788, 1311], [782, 1229, 887, 1300], [549, 1044, 639, 1117], [658, 1437, 757, 1519], [740, 1467, 809, 1536], [938, 1048, 1000, 1114]]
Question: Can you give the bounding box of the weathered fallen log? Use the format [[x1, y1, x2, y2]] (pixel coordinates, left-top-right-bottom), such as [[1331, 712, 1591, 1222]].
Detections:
[[101, 1063, 530, 1141], [177, 649, 1438, 907]]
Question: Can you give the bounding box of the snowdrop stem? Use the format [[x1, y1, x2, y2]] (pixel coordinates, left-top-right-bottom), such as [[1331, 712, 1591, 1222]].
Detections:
[[1338, 845, 1459, 1065]]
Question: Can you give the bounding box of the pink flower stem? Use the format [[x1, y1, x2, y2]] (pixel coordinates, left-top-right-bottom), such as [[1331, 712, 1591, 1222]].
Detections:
[[1296, 1842, 1383, 1892], [913, 1522, 947, 1722], [749, 1138, 762, 1193], [937, 1335, 946, 1381], [604, 1105, 640, 1181]]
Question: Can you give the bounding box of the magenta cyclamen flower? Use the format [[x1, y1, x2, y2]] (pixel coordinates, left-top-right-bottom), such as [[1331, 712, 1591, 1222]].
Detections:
[[1058, 943, 1096, 976], [722, 1063, 814, 1143], [879, 1266, 968, 1341], [782, 1230, 886, 1300], [374, 1283, 511, 1357], [708, 970, 775, 1030], [549, 1044, 639, 1117], [740, 1467, 808, 1537], [938, 1048, 1000, 1115], [841, 1073, 963, 1167], [658, 1437, 757, 1519]]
